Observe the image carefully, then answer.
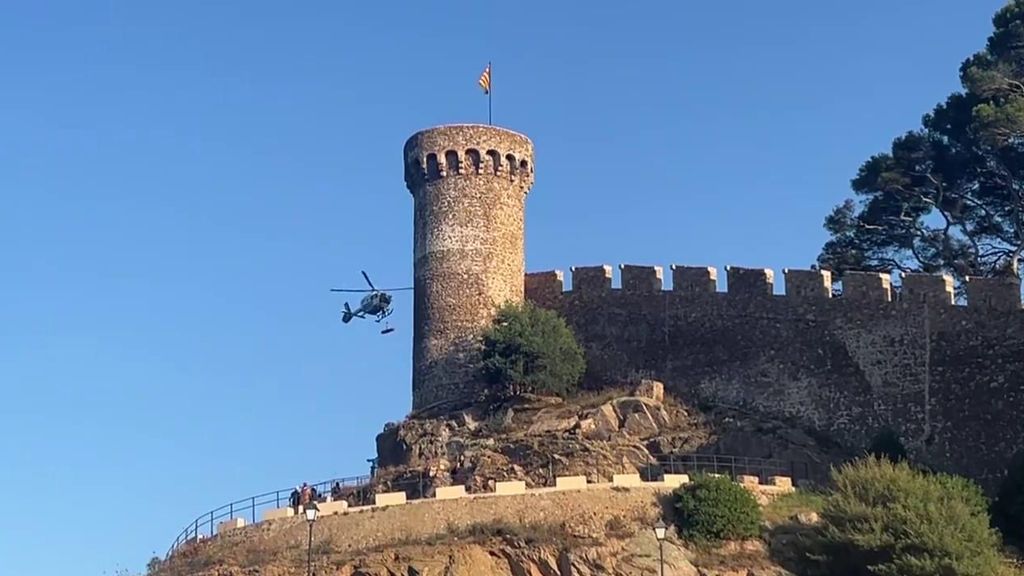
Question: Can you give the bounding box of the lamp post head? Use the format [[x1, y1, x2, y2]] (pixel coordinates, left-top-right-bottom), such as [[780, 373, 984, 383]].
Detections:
[[304, 501, 319, 523], [653, 518, 667, 541]]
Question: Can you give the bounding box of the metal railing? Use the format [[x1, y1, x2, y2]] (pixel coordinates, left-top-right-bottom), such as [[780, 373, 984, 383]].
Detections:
[[638, 453, 827, 485], [165, 473, 370, 557], [165, 452, 827, 558]]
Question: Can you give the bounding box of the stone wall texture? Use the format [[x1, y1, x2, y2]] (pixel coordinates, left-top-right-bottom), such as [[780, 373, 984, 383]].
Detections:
[[525, 265, 1024, 491], [404, 124, 535, 411]]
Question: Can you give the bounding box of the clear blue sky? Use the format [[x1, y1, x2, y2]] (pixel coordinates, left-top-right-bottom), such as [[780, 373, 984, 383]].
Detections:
[[0, 1, 1007, 574]]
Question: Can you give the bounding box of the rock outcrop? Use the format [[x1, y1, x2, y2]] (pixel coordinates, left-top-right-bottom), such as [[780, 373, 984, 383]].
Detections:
[[163, 535, 792, 576], [372, 381, 709, 494], [370, 380, 848, 497]]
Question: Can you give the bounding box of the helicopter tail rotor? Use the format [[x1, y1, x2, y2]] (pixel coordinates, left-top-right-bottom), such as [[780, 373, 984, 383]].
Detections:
[[341, 302, 354, 324]]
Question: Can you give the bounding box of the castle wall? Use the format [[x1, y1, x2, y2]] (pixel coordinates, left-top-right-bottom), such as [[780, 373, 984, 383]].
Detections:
[[404, 124, 535, 412], [526, 265, 1024, 490]]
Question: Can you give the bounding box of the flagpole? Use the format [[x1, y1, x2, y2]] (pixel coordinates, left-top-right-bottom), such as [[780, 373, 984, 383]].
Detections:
[[488, 61, 492, 125]]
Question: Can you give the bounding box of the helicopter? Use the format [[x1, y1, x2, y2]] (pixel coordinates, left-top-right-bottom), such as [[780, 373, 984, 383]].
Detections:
[[330, 270, 413, 334]]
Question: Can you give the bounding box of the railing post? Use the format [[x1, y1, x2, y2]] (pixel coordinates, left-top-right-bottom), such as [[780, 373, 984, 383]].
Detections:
[[229, 503, 233, 521], [208, 511, 213, 536], [251, 497, 256, 524]]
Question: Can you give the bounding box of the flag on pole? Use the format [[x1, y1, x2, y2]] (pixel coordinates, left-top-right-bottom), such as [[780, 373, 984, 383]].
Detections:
[[478, 63, 491, 94], [479, 62, 493, 124]]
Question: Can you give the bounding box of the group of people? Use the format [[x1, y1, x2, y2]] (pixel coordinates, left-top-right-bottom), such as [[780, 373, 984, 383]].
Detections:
[[288, 481, 355, 511], [288, 483, 320, 511]]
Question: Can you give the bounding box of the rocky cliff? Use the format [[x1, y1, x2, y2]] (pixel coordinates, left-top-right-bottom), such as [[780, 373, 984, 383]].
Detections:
[[370, 381, 848, 497]]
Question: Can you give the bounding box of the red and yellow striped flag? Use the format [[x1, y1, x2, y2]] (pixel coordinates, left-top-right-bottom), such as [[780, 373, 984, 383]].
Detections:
[[478, 63, 491, 94]]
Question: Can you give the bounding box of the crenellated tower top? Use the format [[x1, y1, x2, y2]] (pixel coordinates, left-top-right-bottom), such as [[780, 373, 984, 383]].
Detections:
[[404, 124, 535, 193]]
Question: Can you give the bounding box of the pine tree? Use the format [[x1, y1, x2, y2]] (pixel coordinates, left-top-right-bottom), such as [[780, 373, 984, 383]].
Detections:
[[819, 1, 1024, 286]]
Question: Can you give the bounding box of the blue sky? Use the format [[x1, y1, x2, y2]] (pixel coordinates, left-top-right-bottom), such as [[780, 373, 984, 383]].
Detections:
[[0, 1, 1008, 574]]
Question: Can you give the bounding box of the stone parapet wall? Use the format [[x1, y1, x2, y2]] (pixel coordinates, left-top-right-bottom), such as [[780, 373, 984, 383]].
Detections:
[[526, 264, 1022, 309], [525, 263, 1024, 492], [176, 473, 795, 550], [160, 476, 779, 576]]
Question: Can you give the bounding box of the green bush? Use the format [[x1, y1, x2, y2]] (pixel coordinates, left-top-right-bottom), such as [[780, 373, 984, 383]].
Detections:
[[479, 301, 585, 399], [992, 451, 1024, 543], [812, 457, 1004, 576], [673, 475, 762, 543]]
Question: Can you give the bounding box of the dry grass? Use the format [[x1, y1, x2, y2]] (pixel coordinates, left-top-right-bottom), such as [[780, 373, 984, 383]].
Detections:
[[762, 490, 826, 525], [603, 514, 634, 539], [573, 387, 634, 410], [163, 520, 580, 575], [689, 540, 777, 574], [443, 519, 578, 545]]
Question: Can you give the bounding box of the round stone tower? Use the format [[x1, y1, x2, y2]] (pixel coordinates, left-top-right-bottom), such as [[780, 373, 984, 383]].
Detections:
[[403, 124, 535, 412]]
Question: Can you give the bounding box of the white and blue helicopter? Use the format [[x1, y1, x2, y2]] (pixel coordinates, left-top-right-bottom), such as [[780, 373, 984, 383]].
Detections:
[[330, 270, 412, 334]]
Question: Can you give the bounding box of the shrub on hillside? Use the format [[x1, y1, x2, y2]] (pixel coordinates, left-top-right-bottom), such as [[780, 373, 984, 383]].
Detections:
[[811, 457, 1004, 576], [479, 301, 585, 399], [992, 451, 1024, 543], [673, 475, 762, 543]]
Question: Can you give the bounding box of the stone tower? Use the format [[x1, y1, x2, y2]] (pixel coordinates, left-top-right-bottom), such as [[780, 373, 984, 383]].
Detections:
[[403, 124, 536, 411]]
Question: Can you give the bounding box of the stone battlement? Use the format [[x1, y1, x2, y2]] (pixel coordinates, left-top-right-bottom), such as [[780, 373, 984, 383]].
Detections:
[[404, 124, 535, 191], [525, 264, 1023, 310], [524, 263, 1024, 493]]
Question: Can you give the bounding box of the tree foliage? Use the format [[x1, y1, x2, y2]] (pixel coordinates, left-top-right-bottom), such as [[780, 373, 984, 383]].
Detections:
[[818, 1, 1024, 285], [673, 475, 762, 543], [811, 457, 1004, 576], [479, 300, 586, 399]]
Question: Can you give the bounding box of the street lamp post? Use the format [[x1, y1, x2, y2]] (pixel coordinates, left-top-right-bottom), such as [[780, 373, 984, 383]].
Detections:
[[653, 519, 667, 576], [305, 501, 319, 576]]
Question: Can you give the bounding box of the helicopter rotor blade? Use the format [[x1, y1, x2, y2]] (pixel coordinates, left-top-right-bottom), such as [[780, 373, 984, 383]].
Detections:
[[329, 288, 375, 293], [361, 270, 376, 291]]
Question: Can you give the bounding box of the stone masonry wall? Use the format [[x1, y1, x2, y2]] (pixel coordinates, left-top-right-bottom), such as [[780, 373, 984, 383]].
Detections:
[[525, 265, 1024, 491], [405, 124, 535, 412]]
